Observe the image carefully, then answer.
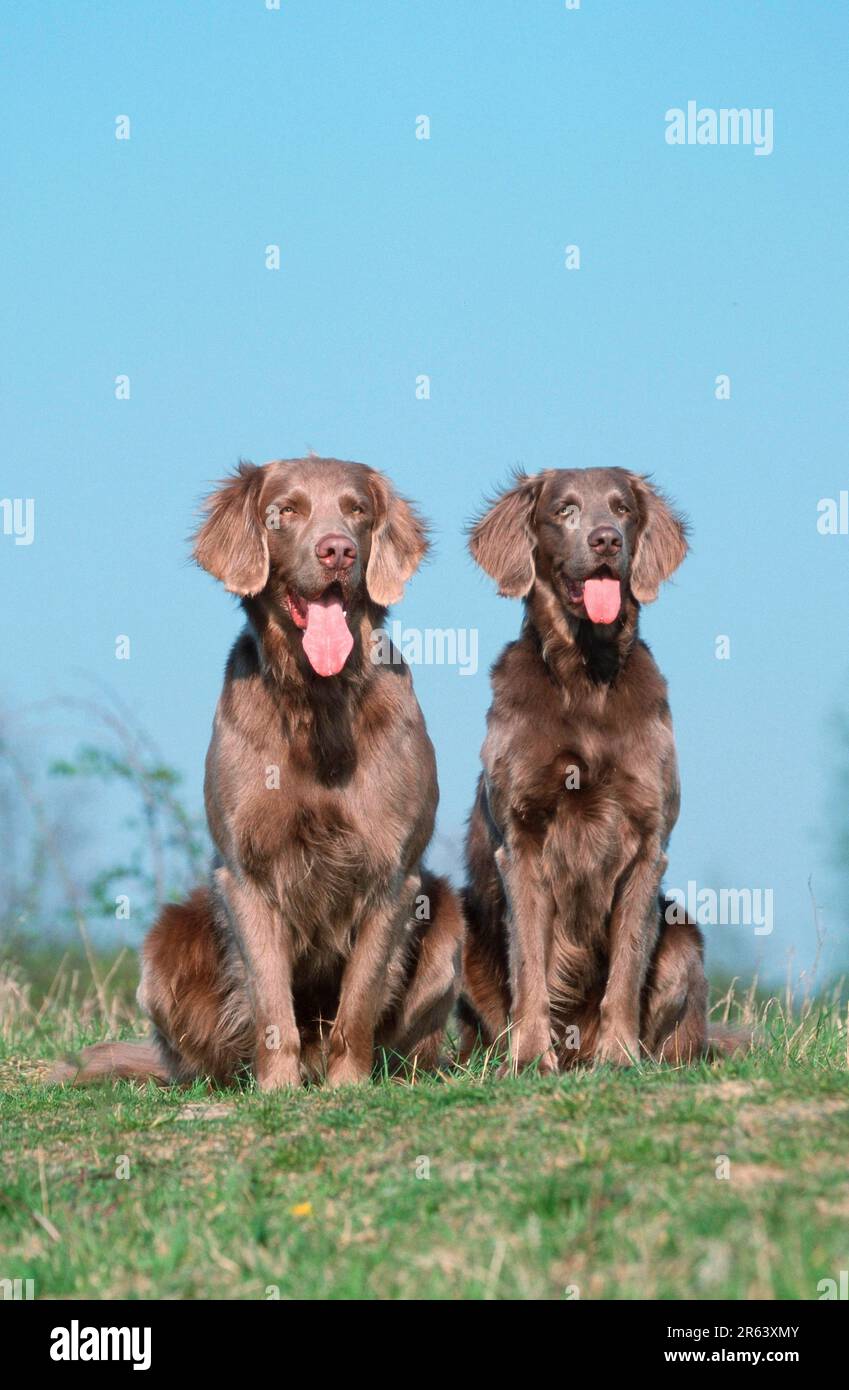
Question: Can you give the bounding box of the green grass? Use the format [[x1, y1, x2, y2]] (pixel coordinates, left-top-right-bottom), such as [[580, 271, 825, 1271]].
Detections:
[[2, 954, 848, 1300]]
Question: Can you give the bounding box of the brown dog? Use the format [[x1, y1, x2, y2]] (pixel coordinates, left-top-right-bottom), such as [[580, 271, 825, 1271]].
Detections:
[[54, 457, 462, 1088], [459, 467, 708, 1072]]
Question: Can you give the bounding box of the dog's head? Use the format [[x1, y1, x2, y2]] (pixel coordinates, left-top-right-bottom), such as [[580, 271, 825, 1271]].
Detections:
[[469, 467, 687, 622], [193, 456, 428, 675]]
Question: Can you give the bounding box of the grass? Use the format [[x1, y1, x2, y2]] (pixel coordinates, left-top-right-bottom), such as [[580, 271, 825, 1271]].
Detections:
[[1, 951, 848, 1300]]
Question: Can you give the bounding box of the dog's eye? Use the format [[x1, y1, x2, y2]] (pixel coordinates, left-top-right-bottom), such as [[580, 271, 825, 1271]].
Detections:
[[280, 505, 296, 515], [557, 503, 578, 517], [615, 504, 630, 516], [351, 504, 365, 516]]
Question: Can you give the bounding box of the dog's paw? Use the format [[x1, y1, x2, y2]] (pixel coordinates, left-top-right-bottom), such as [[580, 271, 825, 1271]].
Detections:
[[255, 1056, 302, 1091], [593, 1035, 638, 1068], [497, 1046, 559, 1079], [325, 1056, 371, 1088]]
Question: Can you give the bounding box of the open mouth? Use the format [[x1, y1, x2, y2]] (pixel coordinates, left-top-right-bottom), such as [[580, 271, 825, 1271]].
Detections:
[[563, 566, 623, 624], [285, 582, 354, 677]]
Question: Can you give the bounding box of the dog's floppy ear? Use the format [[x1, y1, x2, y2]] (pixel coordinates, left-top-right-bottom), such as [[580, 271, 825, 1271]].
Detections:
[[365, 470, 429, 606], [468, 472, 542, 597], [193, 462, 270, 596], [627, 473, 689, 603]]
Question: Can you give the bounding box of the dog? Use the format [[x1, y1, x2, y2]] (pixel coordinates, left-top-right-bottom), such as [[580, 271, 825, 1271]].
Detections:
[[53, 456, 463, 1089], [459, 467, 708, 1071]]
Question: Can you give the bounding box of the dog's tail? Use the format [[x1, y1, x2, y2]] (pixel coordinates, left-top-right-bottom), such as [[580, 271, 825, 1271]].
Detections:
[[706, 1023, 754, 1060], [48, 1039, 171, 1086]]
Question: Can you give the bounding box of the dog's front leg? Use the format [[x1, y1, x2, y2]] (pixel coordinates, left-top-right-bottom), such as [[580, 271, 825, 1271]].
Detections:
[[596, 842, 665, 1066], [215, 866, 301, 1090], [326, 875, 416, 1087], [496, 838, 558, 1075]]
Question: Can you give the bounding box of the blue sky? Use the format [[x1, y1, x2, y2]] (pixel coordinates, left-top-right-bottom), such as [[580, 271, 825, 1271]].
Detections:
[[2, 1, 848, 979]]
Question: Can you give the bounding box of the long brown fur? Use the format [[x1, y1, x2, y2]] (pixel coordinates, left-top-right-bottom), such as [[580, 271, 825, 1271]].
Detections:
[[51, 457, 462, 1089], [460, 467, 710, 1071]]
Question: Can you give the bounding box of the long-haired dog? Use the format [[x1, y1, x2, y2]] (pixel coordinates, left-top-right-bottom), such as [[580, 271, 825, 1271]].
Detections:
[[53, 457, 462, 1089]]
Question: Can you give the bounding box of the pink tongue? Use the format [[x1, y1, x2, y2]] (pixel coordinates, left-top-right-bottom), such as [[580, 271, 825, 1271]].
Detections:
[[302, 598, 354, 676], [583, 577, 622, 624]]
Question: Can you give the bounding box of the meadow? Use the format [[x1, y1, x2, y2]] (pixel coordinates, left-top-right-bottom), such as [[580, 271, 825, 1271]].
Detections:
[[2, 949, 847, 1301]]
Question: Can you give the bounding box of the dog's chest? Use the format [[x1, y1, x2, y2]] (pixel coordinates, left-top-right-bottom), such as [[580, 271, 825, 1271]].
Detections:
[[242, 768, 396, 885], [553, 753, 639, 868], [227, 728, 428, 955], [508, 714, 665, 875]]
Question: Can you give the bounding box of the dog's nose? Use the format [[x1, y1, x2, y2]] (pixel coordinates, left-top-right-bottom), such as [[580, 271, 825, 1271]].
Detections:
[[315, 533, 358, 570], [587, 525, 623, 556]]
